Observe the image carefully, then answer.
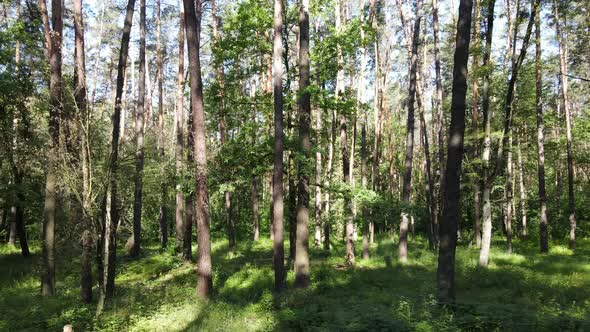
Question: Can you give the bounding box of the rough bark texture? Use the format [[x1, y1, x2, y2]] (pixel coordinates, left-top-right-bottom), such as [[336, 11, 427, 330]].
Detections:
[[437, 0, 473, 304], [184, 0, 212, 298], [471, 0, 482, 248], [130, 0, 147, 258], [294, 0, 311, 287], [399, 0, 422, 263], [432, 0, 446, 224], [272, 0, 286, 291], [535, 4, 548, 253], [39, 0, 63, 297], [156, 0, 168, 250], [175, 3, 186, 254]]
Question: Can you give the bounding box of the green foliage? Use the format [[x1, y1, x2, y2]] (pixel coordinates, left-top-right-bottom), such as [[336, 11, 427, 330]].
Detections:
[[2, 237, 589, 331]]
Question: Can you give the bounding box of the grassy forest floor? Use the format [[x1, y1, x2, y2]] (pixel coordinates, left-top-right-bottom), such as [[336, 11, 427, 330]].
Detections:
[[1, 235, 589, 331]]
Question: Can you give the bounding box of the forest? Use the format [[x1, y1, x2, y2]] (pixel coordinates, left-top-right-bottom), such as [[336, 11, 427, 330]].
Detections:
[[0, 0, 589, 330]]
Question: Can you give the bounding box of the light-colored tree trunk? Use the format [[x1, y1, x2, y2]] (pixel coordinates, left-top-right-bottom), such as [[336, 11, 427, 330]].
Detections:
[[271, 0, 285, 291]]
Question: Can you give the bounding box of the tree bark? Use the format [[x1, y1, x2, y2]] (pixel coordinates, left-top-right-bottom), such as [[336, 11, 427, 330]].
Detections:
[[294, 0, 311, 287], [184, 99, 195, 262], [516, 135, 527, 239], [535, 4, 548, 253], [130, 0, 147, 258], [271, 0, 286, 291], [399, 0, 422, 263], [437, 0, 473, 304], [504, 132, 514, 253], [432, 0, 446, 224], [39, 0, 63, 297], [184, 0, 212, 298], [252, 176, 259, 241], [74, 0, 92, 301], [471, 0, 482, 248], [553, 0, 576, 250], [156, 0, 168, 250], [175, 2, 186, 254]]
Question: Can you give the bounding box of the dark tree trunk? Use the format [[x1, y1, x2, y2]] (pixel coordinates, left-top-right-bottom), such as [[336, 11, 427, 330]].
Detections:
[[184, 0, 213, 298], [156, 0, 168, 250], [130, 0, 146, 258], [535, 4, 548, 253], [175, 2, 186, 255], [272, 0, 286, 291], [102, 0, 136, 298], [399, 0, 422, 263], [294, 0, 311, 287], [81, 230, 93, 303], [436, 0, 473, 304], [39, 0, 63, 297]]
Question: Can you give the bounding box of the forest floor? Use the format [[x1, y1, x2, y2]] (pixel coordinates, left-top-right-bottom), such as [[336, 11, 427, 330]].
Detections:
[[1, 235, 589, 331]]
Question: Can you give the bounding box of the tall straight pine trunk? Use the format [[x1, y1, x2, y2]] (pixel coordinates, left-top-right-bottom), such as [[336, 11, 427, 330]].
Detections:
[[437, 0, 473, 304], [271, 0, 286, 291], [39, 0, 63, 297], [184, 0, 212, 298]]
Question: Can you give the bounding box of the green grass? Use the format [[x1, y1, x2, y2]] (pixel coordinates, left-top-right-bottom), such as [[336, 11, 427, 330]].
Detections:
[[1, 236, 589, 331]]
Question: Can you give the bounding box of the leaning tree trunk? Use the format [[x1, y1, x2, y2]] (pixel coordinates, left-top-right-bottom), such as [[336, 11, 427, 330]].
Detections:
[[39, 0, 63, 297], [98, 0, 136, 302], [294, 0, 311, 287], [184, 0, 212, 299], [271, 0, 286, 291], [535, 4, 548, 253], [130, 0, 147, 258], [553, 0, 576, 250], [437, 0, 473, 304], [399, 0, 422, 263]]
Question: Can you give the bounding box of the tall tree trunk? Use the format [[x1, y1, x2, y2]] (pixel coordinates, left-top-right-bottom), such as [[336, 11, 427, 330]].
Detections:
[[535, 4, 548, 252], [100, 0, 136, 301], [184, 0, 212, 298], [437, 0, 473, 304], [74, 0, 92, 302], [314, 105, 322, 247], [553, 0, 576, 250], [335, 0, 354, 266], [295, 0, 311, 287], [130, 0, 147, 258], [479, 0, 537, 266], [175, 2, 186, 255], [471, 0, 482, 248], [156, 0, 168, 250], [212, 0, 235, 250], [271, 0, 286, 291], [39, 0, 63, 297], [432, 0, 446, 223], [399, 0, 422, 263]]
